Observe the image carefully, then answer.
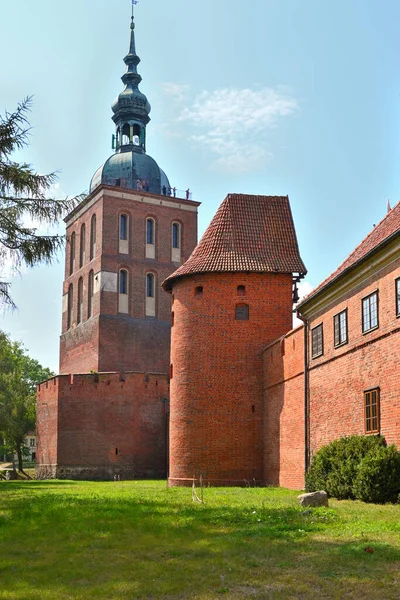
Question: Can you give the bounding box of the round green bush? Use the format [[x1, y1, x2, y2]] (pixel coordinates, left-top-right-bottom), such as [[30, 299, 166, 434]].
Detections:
[[353, 445, 400, 504], [305, 435, 388, 500]]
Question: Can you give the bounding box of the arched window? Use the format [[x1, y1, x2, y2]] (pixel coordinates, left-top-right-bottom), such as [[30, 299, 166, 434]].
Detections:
[[119, 214, 129, 254], [146, 273, 155, 298], [90, 215, 96, 260], [88, 270, 94, 318], [79, 224, 86, 268], [122, 123, 130, 146], [119, 269, 128, 295], [120, 214, 128, 241], [132, 124, 141, 146], [146, 218, 154, 245], [172, 222, 180, 249], [118, 269, 129, 314], [77, 277, 83, 324], [171, 222, 181, 262], [145, 273, 156, 317], [67, 284, 73, 329], [146, 218, 155, 259], [69, 232, 76, 275]]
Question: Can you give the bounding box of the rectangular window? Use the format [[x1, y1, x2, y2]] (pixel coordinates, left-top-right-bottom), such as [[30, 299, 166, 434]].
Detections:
[[334, 309, 348, 347], [364, 388, 380, 433], [362, 291, 378, 333], [311, 324, 323, 358], [396, 277, 400, 317]]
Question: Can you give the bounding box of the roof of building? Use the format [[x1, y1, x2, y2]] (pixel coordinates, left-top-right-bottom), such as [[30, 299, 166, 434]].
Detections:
[[163, 193, 307, 291], [297, 200, 400, 309]]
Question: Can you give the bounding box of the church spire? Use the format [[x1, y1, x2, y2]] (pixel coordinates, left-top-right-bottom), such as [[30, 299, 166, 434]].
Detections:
[[111, 10, 151, 154]]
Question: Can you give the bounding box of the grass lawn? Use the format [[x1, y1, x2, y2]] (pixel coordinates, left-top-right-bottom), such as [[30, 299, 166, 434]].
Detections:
[[0, 481, 399, 599]]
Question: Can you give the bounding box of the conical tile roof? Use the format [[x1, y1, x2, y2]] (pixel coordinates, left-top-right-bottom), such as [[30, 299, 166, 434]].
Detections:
[[163, 194, 307, 291]]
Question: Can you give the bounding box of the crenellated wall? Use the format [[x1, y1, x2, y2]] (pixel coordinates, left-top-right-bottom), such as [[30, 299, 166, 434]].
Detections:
[[36, 372, 169, 480]]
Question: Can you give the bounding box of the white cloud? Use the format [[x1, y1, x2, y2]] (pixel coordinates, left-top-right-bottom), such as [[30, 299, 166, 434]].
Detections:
[[160, 82, 190, 104], [161, 85, 298, 173]]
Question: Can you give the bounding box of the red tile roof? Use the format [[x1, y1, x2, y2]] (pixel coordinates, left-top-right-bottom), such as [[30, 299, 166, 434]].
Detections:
[[298, 200, 400, 308], [163, 194, 307, 291]]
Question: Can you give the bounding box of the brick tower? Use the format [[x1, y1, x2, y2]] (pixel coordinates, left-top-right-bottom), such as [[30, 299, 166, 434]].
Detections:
[[59, 13, 199, 375], [36, 12, 198, 480], [163, 194, 306, 486]]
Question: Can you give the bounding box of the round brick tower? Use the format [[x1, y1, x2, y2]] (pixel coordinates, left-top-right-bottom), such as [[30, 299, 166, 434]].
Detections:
[[163, 194, 307, 486]]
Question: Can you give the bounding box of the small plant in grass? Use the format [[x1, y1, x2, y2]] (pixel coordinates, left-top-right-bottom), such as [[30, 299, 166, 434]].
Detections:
[[353, 445, 400, 504], [305, 435, 394, 501]]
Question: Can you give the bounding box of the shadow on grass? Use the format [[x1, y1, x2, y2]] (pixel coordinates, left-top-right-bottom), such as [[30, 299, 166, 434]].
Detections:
[[0, 483, 399, 599]]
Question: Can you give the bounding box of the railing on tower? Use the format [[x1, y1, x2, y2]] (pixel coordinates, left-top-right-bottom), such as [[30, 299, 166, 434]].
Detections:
[[97, 177, 193, 200]]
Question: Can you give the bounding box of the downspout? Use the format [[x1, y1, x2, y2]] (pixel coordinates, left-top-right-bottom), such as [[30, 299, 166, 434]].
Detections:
[[297, 312, 310, 476]]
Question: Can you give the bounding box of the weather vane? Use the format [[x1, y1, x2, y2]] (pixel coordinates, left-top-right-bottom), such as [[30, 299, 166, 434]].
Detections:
[[132, 0, 139, 18]]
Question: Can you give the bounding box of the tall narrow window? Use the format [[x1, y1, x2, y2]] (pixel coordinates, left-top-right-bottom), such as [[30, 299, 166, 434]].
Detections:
[[171, 222, 181, 262], [334, 309, 348, 347], [77, 277, 83, 324], [364, 388, 380, 434], [146, 218, 154, 244], [396, 277, 400, 317], [79, 224, 86, 268], [119, 269, 128, 294], [69, 232, 76, 275], [120, 214, 128, 241], [362, 291, 378, 333], [237, 285, 246, 296], [172, 222, 180, 249], [118, 269, 129, 314], [146, 273, 156, 317], [90, 215, 96, 260], [67, 284, 73, 329], [311, 324, 323, 358], [146, 273, 155, 298], [88, 270, 94, 318], [119, 214, 129, 254], [146, 218, 155, 259]]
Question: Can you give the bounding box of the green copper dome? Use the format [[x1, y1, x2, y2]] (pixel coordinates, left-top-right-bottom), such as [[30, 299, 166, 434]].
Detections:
[[90, 15, 170, 195]]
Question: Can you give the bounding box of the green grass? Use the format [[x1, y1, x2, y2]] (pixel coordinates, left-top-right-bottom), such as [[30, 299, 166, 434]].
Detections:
[[0, 481, 399, 599]]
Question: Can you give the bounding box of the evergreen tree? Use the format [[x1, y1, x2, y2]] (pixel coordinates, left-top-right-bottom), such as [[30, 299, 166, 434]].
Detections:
[[0, 97, 84, 307]]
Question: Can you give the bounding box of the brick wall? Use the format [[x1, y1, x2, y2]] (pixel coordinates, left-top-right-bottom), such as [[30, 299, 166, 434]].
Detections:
[[60, 186, 198, 374], [169, 271, 294, 486], [36, 372, 169, 480], [307, 254, 400, 456], [263, 326, 305, 489]]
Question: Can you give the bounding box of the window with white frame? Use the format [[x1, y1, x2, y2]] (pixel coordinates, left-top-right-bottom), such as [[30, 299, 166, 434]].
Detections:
[[311, 324, 323, 358], [396, 277, 400, 317], [334, 309, 348, 347], [362, 291, 378, 333]]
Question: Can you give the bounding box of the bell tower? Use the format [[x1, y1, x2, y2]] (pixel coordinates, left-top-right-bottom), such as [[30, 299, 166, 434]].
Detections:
[[59, 12, 199, 375]]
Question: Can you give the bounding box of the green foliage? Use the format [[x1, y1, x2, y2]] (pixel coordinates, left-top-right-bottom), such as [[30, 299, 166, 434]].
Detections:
[[305, 435, 389, 500], [0, 97, 84, 307], [353, 445, 400, 504], [0, 330, 54, 470], [0, 481, 399, 599]]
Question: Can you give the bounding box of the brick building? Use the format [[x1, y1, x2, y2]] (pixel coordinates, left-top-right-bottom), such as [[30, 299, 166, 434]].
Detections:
[[36, 14, 199, 480], [36, 11, 400, 486], [263, 202, 400, 489]]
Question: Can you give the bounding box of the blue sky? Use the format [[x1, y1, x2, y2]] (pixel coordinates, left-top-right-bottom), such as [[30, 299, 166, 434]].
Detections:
[[1, 0, 400, 372]]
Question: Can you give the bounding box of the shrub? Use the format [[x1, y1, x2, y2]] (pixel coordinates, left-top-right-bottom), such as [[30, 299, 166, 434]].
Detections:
[[305, 435, 387, 500], [353, 445, 400, 504]]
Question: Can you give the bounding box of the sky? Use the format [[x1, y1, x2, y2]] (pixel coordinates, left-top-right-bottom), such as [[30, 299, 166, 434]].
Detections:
[[1, 0, 400, 372]]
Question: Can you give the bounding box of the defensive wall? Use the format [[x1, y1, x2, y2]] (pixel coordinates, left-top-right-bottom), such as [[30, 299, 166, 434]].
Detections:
[[36, 371, 169, 480]]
